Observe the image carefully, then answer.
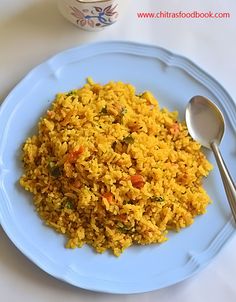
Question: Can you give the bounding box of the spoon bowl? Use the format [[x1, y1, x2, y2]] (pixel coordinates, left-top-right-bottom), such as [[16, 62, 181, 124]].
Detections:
[[186, 96, 225, 149], [185, 95, 236, 222]]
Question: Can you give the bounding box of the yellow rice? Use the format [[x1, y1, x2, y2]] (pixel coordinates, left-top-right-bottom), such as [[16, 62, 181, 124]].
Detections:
[[20, 80, 213, 256]]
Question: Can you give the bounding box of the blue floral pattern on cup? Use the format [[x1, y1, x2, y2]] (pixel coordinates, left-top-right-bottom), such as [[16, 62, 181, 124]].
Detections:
[[70, 4, 119, 29]]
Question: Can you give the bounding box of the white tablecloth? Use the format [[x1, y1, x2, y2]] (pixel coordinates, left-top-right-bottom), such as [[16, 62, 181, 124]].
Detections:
[[0, 0, 236, 301]]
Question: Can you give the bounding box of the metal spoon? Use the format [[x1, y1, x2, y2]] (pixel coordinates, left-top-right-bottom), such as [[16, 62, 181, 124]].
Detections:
[[185, 95, 236, 222]]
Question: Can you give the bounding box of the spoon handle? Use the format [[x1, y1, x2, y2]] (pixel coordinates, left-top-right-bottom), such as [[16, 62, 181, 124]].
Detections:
[[211, 141, 236, 222]]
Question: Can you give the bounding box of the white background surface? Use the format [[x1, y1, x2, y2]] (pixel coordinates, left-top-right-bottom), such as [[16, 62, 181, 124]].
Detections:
[[0, 0, 236, 301]]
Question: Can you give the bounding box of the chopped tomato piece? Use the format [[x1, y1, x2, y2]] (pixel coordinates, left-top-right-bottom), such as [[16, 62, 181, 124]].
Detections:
[[102, 192, 113, 203], [131, 174, 145, 189], [67, 146, 84, 162]]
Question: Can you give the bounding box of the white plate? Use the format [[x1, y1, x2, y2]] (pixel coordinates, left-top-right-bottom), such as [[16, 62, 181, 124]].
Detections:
[[0, 41, 235, 294]]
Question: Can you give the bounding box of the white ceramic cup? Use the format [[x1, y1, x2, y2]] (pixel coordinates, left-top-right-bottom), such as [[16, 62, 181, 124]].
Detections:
[[58, 0, 120, 31]]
